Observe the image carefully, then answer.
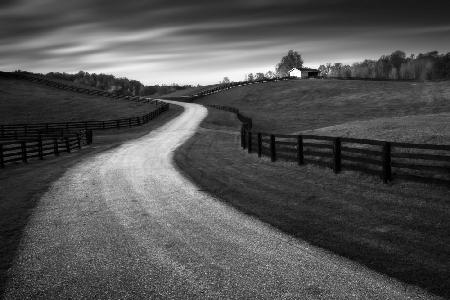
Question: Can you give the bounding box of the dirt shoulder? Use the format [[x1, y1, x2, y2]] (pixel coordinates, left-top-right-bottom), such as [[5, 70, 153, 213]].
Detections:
[[173, 108, 450, 298], [0, 104, 183, 296]]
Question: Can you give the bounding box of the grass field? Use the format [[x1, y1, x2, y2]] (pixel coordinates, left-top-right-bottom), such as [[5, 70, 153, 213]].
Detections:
[[174, 108, 450, 298], [0, 106, 183, 296], [0, 77, 152, 123], [196, 79, 450, 138]]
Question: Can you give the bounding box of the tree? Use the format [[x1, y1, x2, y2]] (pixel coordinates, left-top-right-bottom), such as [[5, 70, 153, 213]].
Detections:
[[246, 73, 254, 82], [318, 65, 328, 77], [276, 50, 304, 76], [221, 77, 230, 84], [389, 50, 406, 78], [255, 72, 265, 80], [265, 70, 275, 79]]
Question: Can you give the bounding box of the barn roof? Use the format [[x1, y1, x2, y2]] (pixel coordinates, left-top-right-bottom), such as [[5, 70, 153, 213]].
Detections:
[[289, 67, 319, 72]]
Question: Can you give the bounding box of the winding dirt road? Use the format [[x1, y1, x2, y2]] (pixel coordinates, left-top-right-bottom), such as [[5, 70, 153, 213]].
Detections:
[[3, 102, 437, 299]]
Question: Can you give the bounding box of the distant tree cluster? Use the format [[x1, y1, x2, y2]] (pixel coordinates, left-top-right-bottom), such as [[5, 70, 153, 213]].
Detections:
[[319, 50, 450, 80], [275, 50, 304, 76], [44, 71, 191, 96], [233, 50, 303, 83]]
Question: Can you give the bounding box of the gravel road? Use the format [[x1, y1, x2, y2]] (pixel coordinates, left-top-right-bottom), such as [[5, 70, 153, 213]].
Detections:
[[3, 101, 438, 299]]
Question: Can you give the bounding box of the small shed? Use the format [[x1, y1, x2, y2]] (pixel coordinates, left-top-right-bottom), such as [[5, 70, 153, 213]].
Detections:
[[288, 68, 320, 79]]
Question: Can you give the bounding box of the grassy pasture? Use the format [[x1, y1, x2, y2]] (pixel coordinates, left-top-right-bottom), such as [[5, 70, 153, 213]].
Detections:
[[196, 79, 450, 137], [175, 80, 450, 297], [0, 77, 152, 123], [174, 108, 450, 298]]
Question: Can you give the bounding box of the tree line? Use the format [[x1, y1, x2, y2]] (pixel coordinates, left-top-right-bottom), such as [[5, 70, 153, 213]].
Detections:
[[318, 50, 450, 80], [24, 71, 192, 96], [221, 50, 305, 83]]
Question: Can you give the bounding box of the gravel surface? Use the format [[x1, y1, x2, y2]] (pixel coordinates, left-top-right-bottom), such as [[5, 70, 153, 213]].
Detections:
[[2, 101, 439, 299]]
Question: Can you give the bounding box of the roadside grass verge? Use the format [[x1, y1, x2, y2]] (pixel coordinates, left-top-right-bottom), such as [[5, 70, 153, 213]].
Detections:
[[195, 79, 450, 134], [174, 108, 450, 298], [0, 77, 153, 123], [0, 105, 183, 297]]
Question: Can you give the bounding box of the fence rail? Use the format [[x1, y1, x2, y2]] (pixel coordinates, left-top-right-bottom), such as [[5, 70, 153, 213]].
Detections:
[[161, 77, 295, 103], [0, 130, 92, 168], [0, 104, 169, 140], [0, 71, 164, 105], [0, 72, 170, 168], [208, 104, 450, 186]]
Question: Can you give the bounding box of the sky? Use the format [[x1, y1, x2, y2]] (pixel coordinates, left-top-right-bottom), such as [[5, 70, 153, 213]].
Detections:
[[1, 0, 449, 85]]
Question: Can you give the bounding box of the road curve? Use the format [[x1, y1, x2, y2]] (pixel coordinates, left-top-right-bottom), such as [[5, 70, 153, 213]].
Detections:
[[3, 101, 437, 299]]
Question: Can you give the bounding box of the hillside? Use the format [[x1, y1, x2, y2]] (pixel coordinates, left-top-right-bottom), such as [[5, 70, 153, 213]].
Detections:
[[161, 84, 220, 97], [0, 77, 152, 123], [195, 79, 450, 137]]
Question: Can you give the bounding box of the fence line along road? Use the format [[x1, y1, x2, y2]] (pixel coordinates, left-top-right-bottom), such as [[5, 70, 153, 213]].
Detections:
[[0, 71, 163, 105], [0, 72, 170, 168], [0, 104, 169, 140], [161, 76, 295, 102], [207, 104, 450, 186], [0, 130, 92, 168]]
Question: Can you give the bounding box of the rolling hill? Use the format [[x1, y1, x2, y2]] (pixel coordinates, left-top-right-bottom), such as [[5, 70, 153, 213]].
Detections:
[[195, 79, 450, 143], [0, 76, 153, 124]]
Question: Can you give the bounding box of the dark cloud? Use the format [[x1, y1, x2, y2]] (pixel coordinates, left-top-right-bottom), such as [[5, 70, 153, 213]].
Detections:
[[0, 0, 449, 84]]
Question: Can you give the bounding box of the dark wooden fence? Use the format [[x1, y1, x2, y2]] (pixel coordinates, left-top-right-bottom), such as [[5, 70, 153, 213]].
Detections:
[[161, 76, 295, 103], [193, 76, 294, 98], [0, 98, 169, 168], [207, 105, 450, 186], [0, 130, 92, 168], [0, 71, 162, 104], [0, 104, 169, 140]]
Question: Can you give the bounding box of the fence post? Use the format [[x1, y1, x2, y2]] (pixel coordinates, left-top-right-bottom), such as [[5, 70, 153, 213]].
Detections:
[[247, 131, 252, 153], [86, 130, 93, 145], [270, 134, 276, 162], [257, 133, 262, 157], [54, 138, 59, 156], [297, 135, 304, 165], [77, 133, 81, 149], [1, 125, 3, 138], [65, 137, 70, 153], [38, 135, 43, 160], [137, 117, 141, 126], [0, 144, 4, 168], [129, 118, 132, 127], [333, 138, 341, 173], [116, 120, 120, 129], [382, 142, 392, 183], [242, 127, 247, 149], [21, 141, 27, 163], [102, 121, 106, 129]]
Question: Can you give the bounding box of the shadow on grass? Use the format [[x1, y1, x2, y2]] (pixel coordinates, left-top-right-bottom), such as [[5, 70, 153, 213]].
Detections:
[[0, 105, 183, 297]]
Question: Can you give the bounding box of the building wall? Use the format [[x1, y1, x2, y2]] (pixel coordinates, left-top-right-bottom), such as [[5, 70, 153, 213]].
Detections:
[[288, 69, 302, 78]]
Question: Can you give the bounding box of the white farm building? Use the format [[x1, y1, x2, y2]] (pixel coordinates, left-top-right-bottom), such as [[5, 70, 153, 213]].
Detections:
[[288, 68, 320, 79]]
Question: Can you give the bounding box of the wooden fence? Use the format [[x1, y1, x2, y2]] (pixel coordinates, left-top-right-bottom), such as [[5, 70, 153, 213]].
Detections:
[[0, 104, 169, 140], [0, 130, 92, 168], [0, 104, 169, 168], [193, 77, 293, 98], [207, 105, 450, 186], [161, 77, 295, 103], [0, 71, 162, 104]]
